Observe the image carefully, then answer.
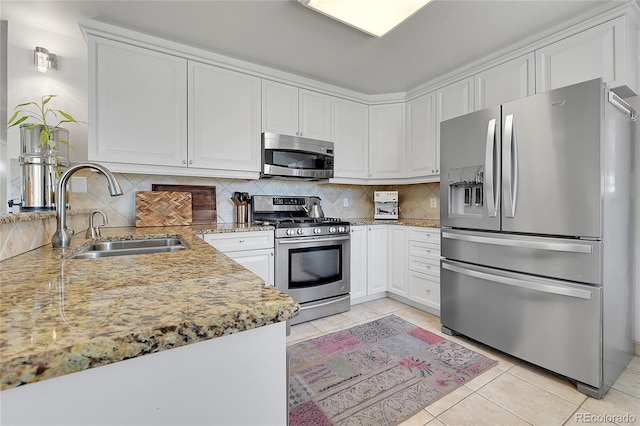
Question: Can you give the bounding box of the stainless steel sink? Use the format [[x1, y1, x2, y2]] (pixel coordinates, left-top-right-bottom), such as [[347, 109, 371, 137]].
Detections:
[[68, 237, 188, 259]]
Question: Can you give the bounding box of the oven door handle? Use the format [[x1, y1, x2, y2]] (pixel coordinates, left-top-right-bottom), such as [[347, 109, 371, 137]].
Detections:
[[277, 235, 350, 244]]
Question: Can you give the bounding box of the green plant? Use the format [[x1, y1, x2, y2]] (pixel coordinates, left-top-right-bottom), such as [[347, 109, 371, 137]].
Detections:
[[7, 94, 84, 149]]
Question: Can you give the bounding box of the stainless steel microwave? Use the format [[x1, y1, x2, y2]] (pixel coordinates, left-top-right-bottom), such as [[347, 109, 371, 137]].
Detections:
[[261, 132, 334, 180]]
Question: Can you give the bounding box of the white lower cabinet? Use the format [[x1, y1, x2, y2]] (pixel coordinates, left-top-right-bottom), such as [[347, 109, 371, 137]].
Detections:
[[407, 227, 441, 313], [388, 226, 407, 296], [350, 225, 388, 303], [201, 231, 274, 286], [350, 224, 440, 313]]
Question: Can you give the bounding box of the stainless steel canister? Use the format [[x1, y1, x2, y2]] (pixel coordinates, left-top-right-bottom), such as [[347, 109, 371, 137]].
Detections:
[[18, 125, 70, 210]]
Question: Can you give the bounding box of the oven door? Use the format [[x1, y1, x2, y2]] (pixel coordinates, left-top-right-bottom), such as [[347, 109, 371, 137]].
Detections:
[[274, 234, 350, 304]]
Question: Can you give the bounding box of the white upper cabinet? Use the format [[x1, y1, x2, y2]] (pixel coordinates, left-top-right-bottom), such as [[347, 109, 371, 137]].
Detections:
[[435, 77, 474, 175], [299, 89, 332, 140], [406, 92, 437, 177], [475, 53, 535, 110], [536, 16, 638, 97], [331, 97, 369, 180], [369, 103, 406, 179], [88, 37, 187, 167], [262, 80, 331, 140], [188, 61, 261, 172]]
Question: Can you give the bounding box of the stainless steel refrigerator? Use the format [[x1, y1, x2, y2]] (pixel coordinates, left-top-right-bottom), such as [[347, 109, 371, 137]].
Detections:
[[439, 78, 636, 398]]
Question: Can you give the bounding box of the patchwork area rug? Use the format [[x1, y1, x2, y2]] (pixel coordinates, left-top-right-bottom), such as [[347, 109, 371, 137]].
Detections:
[[288, 315, 497, 426]]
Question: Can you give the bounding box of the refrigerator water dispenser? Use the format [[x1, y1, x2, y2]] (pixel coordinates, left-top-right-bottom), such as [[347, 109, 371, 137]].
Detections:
[[448, 165, 484, 216]]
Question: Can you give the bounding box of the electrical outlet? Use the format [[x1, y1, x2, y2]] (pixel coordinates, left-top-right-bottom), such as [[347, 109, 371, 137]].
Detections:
[[430, 197, 438, 208], [343, 197, 349, 207]]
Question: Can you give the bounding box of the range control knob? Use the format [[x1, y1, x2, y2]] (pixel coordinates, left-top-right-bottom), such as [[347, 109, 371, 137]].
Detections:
[[313, 227, 322, 234], [286, 229, 295, 236], [329, 226, 337, 233], [297, 228, 305, 235], [338, 226, 346, 233]]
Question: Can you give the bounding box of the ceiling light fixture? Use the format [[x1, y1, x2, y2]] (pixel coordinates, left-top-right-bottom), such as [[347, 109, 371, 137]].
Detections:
[[298, 0, 430, 37], [34, 47, 57, 73]]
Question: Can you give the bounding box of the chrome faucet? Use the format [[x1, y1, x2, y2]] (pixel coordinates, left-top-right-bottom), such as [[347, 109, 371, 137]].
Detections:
[[86, 210, 108, 239], [51, 163, 123, 248]]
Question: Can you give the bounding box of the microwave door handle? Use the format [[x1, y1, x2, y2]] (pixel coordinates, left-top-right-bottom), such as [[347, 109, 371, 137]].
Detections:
[[503, 114, 518, 218], [485, 118, 498, 217]]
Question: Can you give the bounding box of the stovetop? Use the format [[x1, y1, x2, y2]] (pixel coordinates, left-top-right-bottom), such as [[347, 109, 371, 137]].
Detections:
[[250, 195, 350, 238]]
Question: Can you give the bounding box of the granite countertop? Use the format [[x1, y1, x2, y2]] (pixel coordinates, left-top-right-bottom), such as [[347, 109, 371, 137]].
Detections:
[[0, 225, 299, 391], [348, 218, 440, 228]]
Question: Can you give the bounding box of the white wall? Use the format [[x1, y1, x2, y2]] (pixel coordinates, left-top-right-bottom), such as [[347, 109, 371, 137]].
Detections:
[[3, 3, 89, 165]]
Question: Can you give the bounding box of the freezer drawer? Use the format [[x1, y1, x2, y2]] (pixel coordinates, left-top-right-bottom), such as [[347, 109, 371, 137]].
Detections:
[[441, 259, 601, 388], [442, 229, 602, 285]]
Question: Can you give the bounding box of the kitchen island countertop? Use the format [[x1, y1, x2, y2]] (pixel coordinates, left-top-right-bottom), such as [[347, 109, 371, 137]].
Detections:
[[0, 225, 298, 391]]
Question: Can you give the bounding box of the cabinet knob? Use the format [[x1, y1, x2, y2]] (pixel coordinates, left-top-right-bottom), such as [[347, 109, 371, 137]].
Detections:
[[183, 160, 187, 164], [426, 289, 431, 294], [189, 160, 193, 165]]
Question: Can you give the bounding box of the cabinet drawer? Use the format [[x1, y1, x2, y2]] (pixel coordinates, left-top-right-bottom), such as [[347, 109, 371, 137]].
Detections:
[[408, 271, 440, 309], [409, 256, 440, 277], [203, 231, 274, 252], [408, 227, 440, 243], [408, 241, 440, 258]]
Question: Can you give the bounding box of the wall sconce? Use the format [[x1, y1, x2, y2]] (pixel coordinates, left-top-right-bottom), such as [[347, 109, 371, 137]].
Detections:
[[34, 46, 57, 73]]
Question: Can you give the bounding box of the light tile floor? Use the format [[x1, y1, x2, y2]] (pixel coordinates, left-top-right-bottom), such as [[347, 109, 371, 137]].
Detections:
[[287, 298, 640, 426]]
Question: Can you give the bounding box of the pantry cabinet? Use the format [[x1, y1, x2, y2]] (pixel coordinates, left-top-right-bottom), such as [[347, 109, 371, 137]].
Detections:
[[368, 104, 406, 179], [188, 61, 261, 172], [201, 231, 274, 286], [536, 16, 638, 98], [261, 80, 332, 141], [475, 53, 535, 110], [88, 36, 187, 167], [331, 98, 369, 180]]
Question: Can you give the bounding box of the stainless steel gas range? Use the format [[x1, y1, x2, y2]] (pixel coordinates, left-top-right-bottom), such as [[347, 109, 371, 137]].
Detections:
[[252, 195, 350, 325]]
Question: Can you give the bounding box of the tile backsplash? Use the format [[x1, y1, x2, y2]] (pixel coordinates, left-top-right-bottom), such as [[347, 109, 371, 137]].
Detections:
[[3, 166, 439, 259], [10, 165, 440, 226], [59, 171, 440, 226]]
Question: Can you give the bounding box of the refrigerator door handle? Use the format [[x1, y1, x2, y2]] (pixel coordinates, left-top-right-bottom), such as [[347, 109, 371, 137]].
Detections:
[[485, 119, 498, 217], [442, 231, 594, 253], [442, 261, 594, 299], [503, 114, 518, 217]]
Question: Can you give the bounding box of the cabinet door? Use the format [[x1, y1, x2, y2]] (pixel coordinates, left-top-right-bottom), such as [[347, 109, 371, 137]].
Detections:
[[299, 89, 331, 141], [536, 16, 638, 97], [331, 98, 369, 179], [261, 80, 298, 136], [475, 53, 535, 110], [89, 37, 187, 167], [369, 104, 406, 179], [189, 62, 261, 172], [406, 92, 437, 176], [408, 271, 440, 311], [350, 226, 368, 301], [436, 77, 474, 175], [226, 249, 274, 286], [387, 226, 407, 296], [367, 225, 388, 294]]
